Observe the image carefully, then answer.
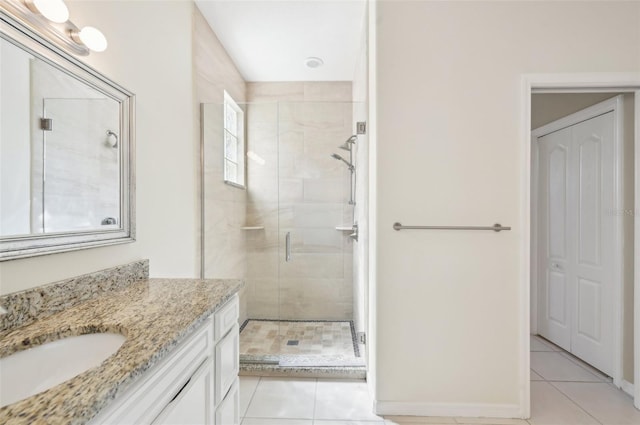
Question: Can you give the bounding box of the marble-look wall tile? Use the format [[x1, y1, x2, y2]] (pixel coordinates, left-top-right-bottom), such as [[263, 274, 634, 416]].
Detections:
[[279, 278, 352, 320], [303, 178, 348, 203], [203, 200, 246, 278], [0, 260, 148, 332], [247, 252, 279, 278], [279, 253, 344, 279], [287, 203, 343, 229], [247, 82, 304, 102], [303, 82, 353, 102], [300, 228, 344, 253], [195, 5, 248, 302], [245, 278, 280, 319]]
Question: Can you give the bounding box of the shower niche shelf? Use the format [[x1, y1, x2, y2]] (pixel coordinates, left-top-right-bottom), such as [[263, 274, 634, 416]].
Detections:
[[335, 226, 355, 231], [240, 226, 265, 230]]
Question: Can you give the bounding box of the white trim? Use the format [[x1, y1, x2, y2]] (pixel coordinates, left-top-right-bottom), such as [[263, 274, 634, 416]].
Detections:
[[530, 96, 625, 388], [366, 0, 377, 400], [612, 95, 625, 390], [635, 91, 640, 410], [374, 401, 521, 419], [521, 73, 640, 415], [622, 380, 635, 398], [530, 134, 539, 336], [534, 88, 640, 94], [519, 76, 532, 419], [526, 73, 640, 91], [222, 90, 245, 188]]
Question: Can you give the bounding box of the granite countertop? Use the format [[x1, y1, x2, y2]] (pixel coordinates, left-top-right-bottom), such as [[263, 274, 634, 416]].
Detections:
[[0, 278, 243, 425]]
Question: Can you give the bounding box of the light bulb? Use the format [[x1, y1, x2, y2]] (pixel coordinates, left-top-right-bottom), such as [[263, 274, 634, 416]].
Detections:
[[76, 26, 107, 52], [28, 0, 69, 23]]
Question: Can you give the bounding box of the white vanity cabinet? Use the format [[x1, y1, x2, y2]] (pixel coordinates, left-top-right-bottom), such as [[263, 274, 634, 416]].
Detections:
[[90, 295, 240, 425]]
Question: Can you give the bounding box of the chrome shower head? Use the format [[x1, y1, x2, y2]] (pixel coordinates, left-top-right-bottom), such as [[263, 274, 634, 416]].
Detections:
[[330, 153, 354, 171], [338, 135, 357, 151]]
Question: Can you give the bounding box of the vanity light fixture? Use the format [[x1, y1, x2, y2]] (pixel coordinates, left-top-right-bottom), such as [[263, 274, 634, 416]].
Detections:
[[25, 0, 69, 23], [72, 26, 107, 52], [3, 0, 107, 55]]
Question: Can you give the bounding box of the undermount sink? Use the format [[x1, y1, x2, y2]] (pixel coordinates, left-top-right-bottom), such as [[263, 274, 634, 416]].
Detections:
[[0, 332, 126, 407]]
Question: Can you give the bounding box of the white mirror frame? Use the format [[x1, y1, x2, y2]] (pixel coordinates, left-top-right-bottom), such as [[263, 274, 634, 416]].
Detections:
[[0, 10, 136, 261]]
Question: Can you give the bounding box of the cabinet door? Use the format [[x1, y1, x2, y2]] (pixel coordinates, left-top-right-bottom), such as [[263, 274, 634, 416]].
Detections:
[[215, 324, 239, 405], [215, 295, 239, 342], [215, 379, 239, 425], [153, 359, 214, 425]]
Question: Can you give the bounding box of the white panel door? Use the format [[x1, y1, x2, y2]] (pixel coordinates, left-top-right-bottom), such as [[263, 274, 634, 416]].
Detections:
[[569, 113, 615, 375], [536, 111, 615, 376], [537, 126, 572, 352]]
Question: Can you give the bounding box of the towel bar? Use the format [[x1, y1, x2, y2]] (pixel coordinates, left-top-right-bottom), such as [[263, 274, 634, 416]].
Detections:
[[393, 222, 511, 232]]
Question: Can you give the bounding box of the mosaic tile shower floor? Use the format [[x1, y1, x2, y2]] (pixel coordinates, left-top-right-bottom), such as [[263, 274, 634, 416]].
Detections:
[[239, 320, 364, 367]]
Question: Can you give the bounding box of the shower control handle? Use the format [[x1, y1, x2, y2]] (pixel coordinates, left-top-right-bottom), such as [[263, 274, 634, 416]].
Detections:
[[285, 232, 291, 262]]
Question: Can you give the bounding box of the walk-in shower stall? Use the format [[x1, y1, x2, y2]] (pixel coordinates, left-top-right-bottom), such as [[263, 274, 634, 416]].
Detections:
[[202, 83, 366, 376]]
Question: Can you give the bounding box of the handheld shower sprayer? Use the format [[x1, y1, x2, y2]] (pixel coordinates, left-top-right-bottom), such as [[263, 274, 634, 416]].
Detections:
[[330, 153, 354, 171], [332, 135, 358, 206]]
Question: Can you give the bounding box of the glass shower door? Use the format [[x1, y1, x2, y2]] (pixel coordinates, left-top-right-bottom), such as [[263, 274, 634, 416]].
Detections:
[[238, 99, 364, 369], [274, 101, 359, 366]]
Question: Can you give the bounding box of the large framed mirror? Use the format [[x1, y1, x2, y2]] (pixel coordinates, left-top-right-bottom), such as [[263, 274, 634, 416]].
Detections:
[[0, 10, 135, 260]]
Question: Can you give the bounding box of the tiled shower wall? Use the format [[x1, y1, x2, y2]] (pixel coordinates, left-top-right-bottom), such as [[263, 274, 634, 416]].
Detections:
[[245, 82, 354, 321], [194, 7, 248, 323]]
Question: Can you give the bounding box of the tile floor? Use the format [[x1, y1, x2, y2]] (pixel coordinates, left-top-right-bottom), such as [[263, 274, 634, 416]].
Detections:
[[240, 320, 357, 357], [237, 335, 640, 425], [528, 334, 640, 425]]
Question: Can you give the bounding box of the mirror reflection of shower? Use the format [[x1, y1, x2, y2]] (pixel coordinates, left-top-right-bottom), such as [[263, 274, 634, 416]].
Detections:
[[330, 135, 357, 205]]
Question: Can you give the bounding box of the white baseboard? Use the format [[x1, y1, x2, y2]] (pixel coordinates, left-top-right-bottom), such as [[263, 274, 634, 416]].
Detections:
[[374, 400, 522, 418], [621, 380, 635, 397]]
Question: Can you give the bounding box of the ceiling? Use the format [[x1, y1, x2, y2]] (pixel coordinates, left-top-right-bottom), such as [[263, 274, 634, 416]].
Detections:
[[194, 0, 367, 82]]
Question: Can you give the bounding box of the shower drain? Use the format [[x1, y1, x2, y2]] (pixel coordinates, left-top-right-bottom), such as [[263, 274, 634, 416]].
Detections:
[[286, 340, 299, 346]]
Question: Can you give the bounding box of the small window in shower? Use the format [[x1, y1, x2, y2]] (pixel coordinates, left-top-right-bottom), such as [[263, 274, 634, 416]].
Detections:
[[223, 91, 245, 188]]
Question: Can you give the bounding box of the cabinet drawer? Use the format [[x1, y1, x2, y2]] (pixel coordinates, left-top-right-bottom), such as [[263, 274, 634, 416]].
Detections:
[[215, 379, 239, 425], [215, 324, 239, 406], [90, 317, 213, 425], [152, 358, 214, 425], [214, 295, 239, 341]]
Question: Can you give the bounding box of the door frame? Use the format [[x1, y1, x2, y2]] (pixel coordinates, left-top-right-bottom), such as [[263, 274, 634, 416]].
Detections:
[[531, 95, 624, 382], [520, 73, 640, 417]]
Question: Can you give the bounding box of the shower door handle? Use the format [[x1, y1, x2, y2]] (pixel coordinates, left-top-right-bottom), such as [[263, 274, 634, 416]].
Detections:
[[285, 232, 292, 262]]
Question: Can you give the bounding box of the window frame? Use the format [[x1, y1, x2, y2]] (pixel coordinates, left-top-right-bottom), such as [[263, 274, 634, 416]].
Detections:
[[222, 90, 245, 189]]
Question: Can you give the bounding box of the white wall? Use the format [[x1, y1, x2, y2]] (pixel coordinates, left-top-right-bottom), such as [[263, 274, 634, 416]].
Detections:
[[0, 41, 32, 237], [0, 0, 198, 295], [372, 0, 640, 415]]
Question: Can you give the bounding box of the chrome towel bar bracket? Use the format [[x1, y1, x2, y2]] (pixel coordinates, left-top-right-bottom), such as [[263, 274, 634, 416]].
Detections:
[[393, 223, 511, 232]]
